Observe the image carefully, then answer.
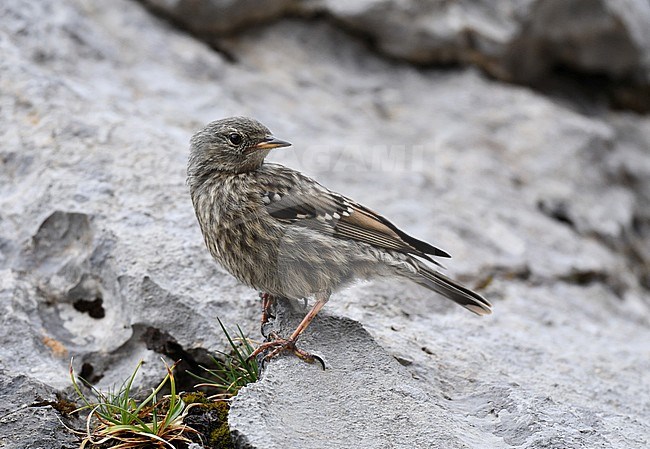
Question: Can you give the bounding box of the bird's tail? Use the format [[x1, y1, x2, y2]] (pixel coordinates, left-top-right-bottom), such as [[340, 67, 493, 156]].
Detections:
[[410, 262, 492, 316]]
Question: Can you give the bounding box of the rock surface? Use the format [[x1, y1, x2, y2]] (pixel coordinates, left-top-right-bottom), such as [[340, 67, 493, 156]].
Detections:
[[141, 0, 650, 110], [141, 0, 296, 35], [0, 0, 649, 448], [0, 370, 79, 449], [318, 0, 650, 82], [230, 299, 489, 449]]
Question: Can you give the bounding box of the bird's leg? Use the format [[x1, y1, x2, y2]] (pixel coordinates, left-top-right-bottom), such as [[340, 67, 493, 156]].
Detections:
[[259, 292, 276, 326], [248, 292, 330, 365]]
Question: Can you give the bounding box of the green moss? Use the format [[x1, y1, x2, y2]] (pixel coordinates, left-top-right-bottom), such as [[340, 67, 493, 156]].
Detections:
[[52, 397, 78, 415], [211, 400, 229, 422], [183, 395, 232, 449], [208, 401, 232, 448], [209, 421, 233, 449], [182, 391, 211, 405]]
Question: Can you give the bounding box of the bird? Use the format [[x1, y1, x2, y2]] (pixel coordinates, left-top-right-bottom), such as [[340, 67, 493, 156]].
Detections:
[[187, 116, 491, 363]]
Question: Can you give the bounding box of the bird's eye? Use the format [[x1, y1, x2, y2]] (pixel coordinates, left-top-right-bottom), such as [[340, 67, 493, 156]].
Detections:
[[228, 133, 243, 145]]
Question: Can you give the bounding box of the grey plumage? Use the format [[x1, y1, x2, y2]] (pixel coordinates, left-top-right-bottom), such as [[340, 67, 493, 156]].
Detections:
[[187, 116, 491, 359]]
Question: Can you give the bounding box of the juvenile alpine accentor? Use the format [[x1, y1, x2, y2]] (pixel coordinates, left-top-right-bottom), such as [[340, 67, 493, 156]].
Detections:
[[187, 117, 491, 362]]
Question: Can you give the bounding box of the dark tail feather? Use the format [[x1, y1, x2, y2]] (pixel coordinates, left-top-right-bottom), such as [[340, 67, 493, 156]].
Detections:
[[412, 263, 492, 316]]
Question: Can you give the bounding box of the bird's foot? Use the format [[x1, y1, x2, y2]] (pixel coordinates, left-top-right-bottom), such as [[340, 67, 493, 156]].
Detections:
[[248, 332, 325, 369]]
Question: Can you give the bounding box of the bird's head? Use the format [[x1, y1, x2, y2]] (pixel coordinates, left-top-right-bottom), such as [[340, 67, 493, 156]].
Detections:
[[188, 116, 291, 177]]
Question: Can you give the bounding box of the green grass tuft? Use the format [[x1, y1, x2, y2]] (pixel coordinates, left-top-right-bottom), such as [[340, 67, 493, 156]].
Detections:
[[188, 317, 259, 397], [67, 317, 259, 448], [70, 358, 197, 448]]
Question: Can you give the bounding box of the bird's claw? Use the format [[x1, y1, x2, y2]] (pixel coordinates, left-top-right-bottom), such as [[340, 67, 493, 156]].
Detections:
[[247, 333, 325, 369], [260, 321, 273, 339], [259, 292, 277, 338]]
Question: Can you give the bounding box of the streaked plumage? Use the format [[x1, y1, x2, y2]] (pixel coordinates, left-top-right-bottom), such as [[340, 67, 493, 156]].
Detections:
[[187, 117, 491, 362]]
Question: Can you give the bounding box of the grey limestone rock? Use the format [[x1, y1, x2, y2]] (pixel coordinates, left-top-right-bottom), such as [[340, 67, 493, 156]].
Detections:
[[0, 369, 78, 449], [140, 0, 298, 35], [0, 0, 649, 448], [318, 0, 650, 82], [139, 0, 650, 107], [229, 298, 481, 449]]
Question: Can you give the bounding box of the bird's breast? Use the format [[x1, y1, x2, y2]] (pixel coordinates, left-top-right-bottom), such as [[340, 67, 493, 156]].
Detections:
[[191, 176, 282, 289]]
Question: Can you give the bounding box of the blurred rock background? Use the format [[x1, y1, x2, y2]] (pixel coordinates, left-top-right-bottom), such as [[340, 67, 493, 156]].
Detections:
[[0, 0, 649, 448]]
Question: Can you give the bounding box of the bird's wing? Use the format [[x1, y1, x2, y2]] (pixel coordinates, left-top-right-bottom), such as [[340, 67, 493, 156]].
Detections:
[[259, 172, 450, 262]]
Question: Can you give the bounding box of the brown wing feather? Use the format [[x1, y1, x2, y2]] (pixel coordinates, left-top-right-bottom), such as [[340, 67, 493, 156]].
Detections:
[[345, 202, 451, 258], [342, 209, 401, 239]]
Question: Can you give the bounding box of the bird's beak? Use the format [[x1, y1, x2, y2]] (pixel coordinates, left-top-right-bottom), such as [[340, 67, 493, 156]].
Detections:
[[251, 135, 292, 150]]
